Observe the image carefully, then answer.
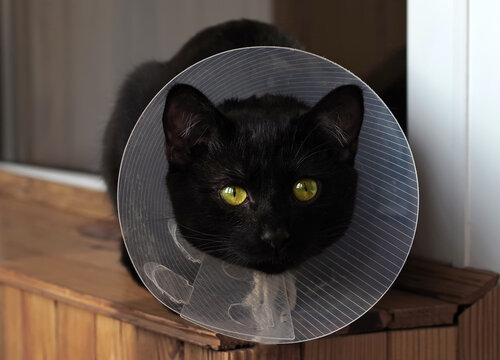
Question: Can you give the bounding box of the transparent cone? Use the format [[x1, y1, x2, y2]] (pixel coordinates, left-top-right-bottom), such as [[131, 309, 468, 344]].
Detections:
[[118, 47, 419, 343]]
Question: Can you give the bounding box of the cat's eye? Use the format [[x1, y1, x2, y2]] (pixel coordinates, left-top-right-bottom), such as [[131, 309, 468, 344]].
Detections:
[[221, 186, 247, 205], [293, 179, 318, 202]]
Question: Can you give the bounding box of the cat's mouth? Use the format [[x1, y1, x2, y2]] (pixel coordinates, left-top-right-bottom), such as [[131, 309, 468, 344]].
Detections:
[[224, 239, 303, 274]]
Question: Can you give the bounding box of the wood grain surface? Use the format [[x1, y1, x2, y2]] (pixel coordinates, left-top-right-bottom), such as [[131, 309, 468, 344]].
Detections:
[[22, 292, 58, 360], [96, 315, 136, 360], [57, 303, 97, 360], [387, 327, 457, 360], [0, 185, 237, 350], [303, 332, 387, 360], [0, 285, 188, 360], [135, 328, 183, 360], [1, 286, 23, 360], [184, 343, 300, 360], [395, 256, 499, 304], [1, 169, 499, 359], [458, 285, 500, 360], [375, 289, 457, 329], [0, 170, 114, 221]]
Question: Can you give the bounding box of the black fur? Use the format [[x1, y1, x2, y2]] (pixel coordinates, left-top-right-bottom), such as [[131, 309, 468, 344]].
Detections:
[[102, 19, 301, 206], [102, 19, 363, 277], [162, 84, 363, 273]]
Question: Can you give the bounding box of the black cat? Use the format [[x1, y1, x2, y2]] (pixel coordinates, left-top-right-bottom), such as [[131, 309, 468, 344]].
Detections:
[[102, 19, 363, 277]]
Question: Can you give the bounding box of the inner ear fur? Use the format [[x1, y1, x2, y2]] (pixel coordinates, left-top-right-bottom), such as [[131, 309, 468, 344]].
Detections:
[[162, 84, 220, 166], [311, 84, 364, 146]]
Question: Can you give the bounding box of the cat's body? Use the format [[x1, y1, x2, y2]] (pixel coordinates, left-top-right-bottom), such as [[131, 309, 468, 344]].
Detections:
[[102, 20, 363, 277], [102, 20, 301, 207]]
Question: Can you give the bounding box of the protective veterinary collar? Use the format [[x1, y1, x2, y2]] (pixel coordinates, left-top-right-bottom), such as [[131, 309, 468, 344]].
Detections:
[[117, 47, 419, 343]]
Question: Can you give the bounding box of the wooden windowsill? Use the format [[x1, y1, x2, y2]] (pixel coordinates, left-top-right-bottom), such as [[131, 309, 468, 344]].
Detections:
[[0, 169, 498, 355], [0, 170, 246, 350]]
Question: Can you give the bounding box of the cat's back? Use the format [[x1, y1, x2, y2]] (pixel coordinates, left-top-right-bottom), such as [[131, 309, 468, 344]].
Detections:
[[170, 19, 301, 70], [102, 19, 301, 207]]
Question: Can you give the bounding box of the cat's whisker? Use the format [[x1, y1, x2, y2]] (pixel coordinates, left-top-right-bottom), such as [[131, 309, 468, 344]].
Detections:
[[144, 216, 176, 223], [100, 20, 365, 279], [294, 139, 339, 168], [181, 233, 234, 242], [199, 247, 235, 255], [186, 241, 232, 249], [217, 254, 246, 266], [286, 124, 299, 157], [195, 246, 231, 252], [193, 127, 208, 146], [176, 223, 223, 237], [182, 236, 230, 244], [293, 121, 323, 160], [183, 231, 235, 242]]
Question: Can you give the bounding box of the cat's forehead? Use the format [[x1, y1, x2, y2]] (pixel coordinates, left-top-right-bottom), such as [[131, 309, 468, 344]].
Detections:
[[212, 99, 331, 181], [219, 95, 308, 125], [223, 126, 319, 178], [237, 118, 288, 144]]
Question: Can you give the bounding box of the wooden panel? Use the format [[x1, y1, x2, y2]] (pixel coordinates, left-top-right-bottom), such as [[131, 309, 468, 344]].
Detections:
[[0, 283, 3, 359], [336, 306, 392, 335], [388, 327, 457, 360], [22, 291, 58, 360], [338, 288, 457, 335], [376, 289, 457, 329], [136, 328, 183, 360], [458, 285, 500, 360], [96, 315, 122, 360], [184, 343, 301, 360], [396, 256, 499, 304], [0, 192, 465, 349], [1, 172, 498, 356], [185, 343, 228, 360], [0, 283, 2, 359], [0, 194, 238, 350], [0, 170, 114, 221], [57, 303, 96, 360], [0, 284, 3, 358], [96, 316, 136, 360], [1, 285, 23, 360], [302, 332, 387, 360], [121, 321, 137, 360]]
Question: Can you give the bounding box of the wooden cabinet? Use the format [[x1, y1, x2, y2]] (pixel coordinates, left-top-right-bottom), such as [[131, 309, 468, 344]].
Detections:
[[0, 170, 498, 359]]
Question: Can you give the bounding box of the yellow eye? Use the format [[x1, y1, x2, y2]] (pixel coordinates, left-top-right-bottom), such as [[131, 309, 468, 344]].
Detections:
[[293, 179, 318, 202], [221, 186, 247, 205]]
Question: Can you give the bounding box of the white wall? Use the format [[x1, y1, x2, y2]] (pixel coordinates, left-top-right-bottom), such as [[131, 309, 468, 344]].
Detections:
[[468, 0, 500, 272], [408, 0, 500, 273], [408, 0, 469, 266]]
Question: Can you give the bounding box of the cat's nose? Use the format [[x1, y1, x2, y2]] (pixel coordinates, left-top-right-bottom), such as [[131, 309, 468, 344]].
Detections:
[[260, 228, 290, 250]]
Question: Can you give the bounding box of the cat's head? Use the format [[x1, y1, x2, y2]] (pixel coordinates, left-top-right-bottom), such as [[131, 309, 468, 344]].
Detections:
[[162, 83, 364, 273]]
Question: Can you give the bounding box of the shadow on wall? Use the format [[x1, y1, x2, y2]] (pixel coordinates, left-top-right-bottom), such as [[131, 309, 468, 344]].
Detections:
[[274, 0, 407, 132]]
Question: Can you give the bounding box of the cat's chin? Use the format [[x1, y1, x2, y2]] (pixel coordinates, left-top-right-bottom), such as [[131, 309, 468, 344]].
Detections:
[[203, 246, 300, 274], [243, 256, 300, 274]]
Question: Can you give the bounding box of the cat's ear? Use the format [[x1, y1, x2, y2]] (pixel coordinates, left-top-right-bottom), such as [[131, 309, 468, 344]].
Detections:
[[309, 85, 364, 161], [162, 84, 222, 166]]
